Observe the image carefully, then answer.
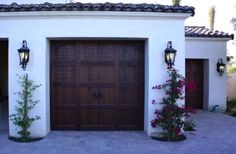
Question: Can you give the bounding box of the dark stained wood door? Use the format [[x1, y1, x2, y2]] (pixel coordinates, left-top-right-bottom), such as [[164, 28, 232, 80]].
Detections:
[[51, 40, 144, 130], [185, 59, 204, 109]]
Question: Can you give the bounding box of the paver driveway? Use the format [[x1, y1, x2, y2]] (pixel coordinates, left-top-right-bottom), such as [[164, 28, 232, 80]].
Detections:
[[0, 111, 236, 154]]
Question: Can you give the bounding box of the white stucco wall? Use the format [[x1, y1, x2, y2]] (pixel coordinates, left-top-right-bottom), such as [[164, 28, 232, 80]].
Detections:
[[0, 11, 189, 137], [186, 38, 229, 111]]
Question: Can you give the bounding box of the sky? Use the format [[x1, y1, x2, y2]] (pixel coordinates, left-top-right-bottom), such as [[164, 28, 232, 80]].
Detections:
[[67, 0, 236, 30], [74, 0, 236, 61], [71, 0, 236, 58]]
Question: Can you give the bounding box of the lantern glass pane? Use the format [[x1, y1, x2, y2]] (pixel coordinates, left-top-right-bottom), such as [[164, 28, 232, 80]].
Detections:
[[170, 53, 175, 63], [219, 65, 225, 72], [166, 53, 170, 61], [19, 52, 25, 62], [25, 52, 29, 61]]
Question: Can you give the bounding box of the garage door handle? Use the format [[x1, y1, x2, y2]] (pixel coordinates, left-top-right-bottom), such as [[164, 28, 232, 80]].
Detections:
[[93, 93, 98, 99], [97, 92, 102, 99]]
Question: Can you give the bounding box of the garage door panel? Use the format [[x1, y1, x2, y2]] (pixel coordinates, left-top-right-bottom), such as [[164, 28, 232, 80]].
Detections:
[[119, 66, 144, 85], [80, 109, 114, 125], [51, 40, 144, 130], [79, 43, 97, 61], [185, 59, 203, 109], [97, 43, 115, 61], [97, 88, 116, 104], [79, 87, 98, 104], [53, 87, 75, 104], [53, 109, 77, 130], [79, 43, 115, 62], [119, 43, 144, 62], [79, 87, 115, 105], [54, 44, 76, 63], [54, 65, 76, 83], [55, 50, 75, 63], [119, 87, 143, 104], [118, 109, 143, 129], [79, 66, 115, 83]]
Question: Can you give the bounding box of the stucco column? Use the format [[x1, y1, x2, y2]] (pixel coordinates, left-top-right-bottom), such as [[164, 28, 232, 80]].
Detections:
[[145, 33, 186, 136], [8, 37, 48, 138], [208, 58, 227, 110]]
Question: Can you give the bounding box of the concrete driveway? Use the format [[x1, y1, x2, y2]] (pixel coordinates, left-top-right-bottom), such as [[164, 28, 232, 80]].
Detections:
[[0, 111, 236, 154]]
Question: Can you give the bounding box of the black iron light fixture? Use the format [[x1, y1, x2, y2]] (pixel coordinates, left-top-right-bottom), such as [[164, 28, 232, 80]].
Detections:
[[18, 40, 30, 71], [217, 58, 225, 76], [165, 41, 177, 69]]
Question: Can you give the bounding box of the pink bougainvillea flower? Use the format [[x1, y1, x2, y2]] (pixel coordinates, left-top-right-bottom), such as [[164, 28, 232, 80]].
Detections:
[[178, 80, 185, 88], [172, 88, 181, 94], [152, 85, 162, 90], [175, 127, 181, 135], [154, 109, 161, 115], [151, 119, 159, 128], [152, 85, 157, 89], [150, 68, 196, 139], [180, 96, 185, 100], [186, 80, 196, 92], [185, 106, 197, 114]]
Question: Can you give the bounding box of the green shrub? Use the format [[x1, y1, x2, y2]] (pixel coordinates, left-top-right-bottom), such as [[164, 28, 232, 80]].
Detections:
[[226, 100, 236, 112]]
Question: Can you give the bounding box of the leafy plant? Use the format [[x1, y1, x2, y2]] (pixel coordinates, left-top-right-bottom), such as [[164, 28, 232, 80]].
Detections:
[[9, 74, 41, 142], [172, 0, 181, 6], [231, 17, 236, 30], [151, 68, 196, 140], [184, 117, 196, 131], [227, 55, 236, 74], [227, 66, 236, 74], [226, 100, 236, 112]]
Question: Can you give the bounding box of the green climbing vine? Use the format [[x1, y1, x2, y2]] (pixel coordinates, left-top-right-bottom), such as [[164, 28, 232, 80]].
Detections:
[[9, 74, 41, 142]]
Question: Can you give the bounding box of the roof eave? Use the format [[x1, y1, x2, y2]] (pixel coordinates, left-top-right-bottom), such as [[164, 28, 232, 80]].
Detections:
[[185, 36, 233, 41], [0, 11, 193, 20]]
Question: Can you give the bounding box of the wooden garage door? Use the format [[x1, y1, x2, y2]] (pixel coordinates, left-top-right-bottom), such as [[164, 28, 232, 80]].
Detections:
[[185, 59, 204, 109], [51, 40, 144, 130]]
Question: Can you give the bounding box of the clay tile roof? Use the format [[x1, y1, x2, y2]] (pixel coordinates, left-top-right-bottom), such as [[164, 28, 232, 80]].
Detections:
[[0, 2, 195, 16], [185, 26, 234, 40]]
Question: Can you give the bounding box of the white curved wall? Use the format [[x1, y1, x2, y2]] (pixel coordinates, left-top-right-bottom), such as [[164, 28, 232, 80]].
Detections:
[[0, 11, 189, 137], [186, 38, 228, 111]]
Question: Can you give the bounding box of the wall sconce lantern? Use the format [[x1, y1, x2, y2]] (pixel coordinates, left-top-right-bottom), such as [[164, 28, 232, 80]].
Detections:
[[217, 59, 225, 76], [18, 40, 30, 71], [165, 41, 177, 69]]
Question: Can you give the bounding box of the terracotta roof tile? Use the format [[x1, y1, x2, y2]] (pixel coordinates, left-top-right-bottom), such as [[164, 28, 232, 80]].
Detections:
[[0, 2, 195, 16], [185, 26, 234, 40]]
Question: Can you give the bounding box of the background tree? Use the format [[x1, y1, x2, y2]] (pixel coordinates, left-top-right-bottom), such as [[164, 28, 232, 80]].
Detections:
[[231, 17, 236, 46], [231, 18, 236, 30], [227, 54, 236, 74], [209, 6, 216, 31], [228, 17, 236, 73], [172, 0, 181, 6]]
